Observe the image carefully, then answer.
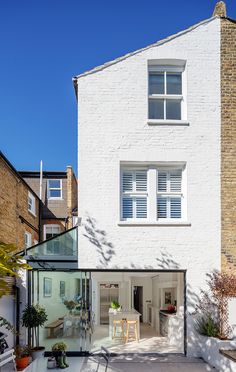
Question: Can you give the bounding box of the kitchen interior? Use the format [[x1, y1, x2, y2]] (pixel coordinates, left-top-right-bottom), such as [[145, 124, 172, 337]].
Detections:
[[90, 271, 185, 353]]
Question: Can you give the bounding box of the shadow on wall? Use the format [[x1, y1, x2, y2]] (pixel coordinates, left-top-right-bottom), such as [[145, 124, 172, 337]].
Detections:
[[82, 216, 211, 357], [82, 216, 183, 271], [83, 217, 116, 268]]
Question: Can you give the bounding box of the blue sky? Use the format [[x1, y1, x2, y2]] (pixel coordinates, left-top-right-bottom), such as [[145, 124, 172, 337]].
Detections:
[[0, 0, 235, 174]]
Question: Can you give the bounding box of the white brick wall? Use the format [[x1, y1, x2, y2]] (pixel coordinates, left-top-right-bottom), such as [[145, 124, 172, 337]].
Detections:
[[76, 18, 221, 354]]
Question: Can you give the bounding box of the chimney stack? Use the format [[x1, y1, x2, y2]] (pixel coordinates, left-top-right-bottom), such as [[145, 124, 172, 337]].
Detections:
[[213, 1, 226, 17]]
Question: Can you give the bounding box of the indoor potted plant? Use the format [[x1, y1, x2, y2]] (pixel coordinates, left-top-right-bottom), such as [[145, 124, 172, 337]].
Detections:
[[22, 304, 48, 360], [15, 345, 31, 370]]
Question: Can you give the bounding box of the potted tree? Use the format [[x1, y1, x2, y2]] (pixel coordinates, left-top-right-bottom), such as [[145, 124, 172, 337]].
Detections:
[[15, 345, 31, 370], [22, 304, 48, 360]]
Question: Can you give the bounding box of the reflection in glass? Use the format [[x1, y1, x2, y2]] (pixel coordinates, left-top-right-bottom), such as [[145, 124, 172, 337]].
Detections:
[[149, 73, 164, 94], [166, 100, 181, 120], [166, 73, 182, 95], [149, 99, 164, 119]]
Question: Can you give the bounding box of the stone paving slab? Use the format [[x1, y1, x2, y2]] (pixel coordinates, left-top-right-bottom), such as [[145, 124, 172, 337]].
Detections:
[[1, 355, 216, 372]]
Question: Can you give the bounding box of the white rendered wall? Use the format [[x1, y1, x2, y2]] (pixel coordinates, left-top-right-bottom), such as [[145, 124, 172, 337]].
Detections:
[[76, 18, 221, 354], [0, 296, 15, 349]]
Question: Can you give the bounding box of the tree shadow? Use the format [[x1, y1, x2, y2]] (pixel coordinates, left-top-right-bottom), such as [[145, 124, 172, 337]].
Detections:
[[83, 216, 116, 268]]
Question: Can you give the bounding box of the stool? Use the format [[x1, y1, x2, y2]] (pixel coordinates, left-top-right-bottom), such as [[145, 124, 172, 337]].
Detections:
[[125, 320, 139, 343], [113, 320, 126, 340]]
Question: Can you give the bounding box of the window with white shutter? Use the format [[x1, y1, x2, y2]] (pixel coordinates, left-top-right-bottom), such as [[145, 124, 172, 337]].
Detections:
[[122, 170, 148, 220], [120, 165, 186, 223], [157, 170, 182, 219]]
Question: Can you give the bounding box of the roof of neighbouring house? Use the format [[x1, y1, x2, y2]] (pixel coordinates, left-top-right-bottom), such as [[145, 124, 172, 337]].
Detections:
[[0, 151, 40, 200], [19, 170, 68, 179]]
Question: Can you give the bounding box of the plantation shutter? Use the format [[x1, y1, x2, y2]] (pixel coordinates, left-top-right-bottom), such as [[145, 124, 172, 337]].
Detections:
[[170, 197, 181, 218], [122, 170, 148, 220], [122, 198, 133, 219], [122, 172, 133, 192], [170, 171, 182, 192], [136, 197, 147, 218], [157, 197, 167, 218], [135, 171, 147, 192], [158, 172, 167, 191]]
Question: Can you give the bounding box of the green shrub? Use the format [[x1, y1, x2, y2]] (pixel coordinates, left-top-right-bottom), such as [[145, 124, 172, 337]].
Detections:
[[111, 301, 120, 310], [195, 315, 219, 337]]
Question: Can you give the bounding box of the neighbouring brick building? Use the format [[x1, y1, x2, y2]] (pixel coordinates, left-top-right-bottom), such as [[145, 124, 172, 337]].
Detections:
[[19, 166, 78, 241], [0, 152, 40, 252], [220, 15, 236, 274]]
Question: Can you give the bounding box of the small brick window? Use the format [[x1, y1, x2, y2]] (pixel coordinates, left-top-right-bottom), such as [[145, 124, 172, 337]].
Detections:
[[28, 192, 36, 215], [47, 179, 62, 199]]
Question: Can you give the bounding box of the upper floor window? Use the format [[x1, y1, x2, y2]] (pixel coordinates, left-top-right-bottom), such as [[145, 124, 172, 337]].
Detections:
[[148, 63, 186, 123], [121, 165, 186, 222], [28, 192, 36, 215], [44, 224, 61, 240], [47, 179, 62, 199], [44, 224, 61, 255], [24, 231, 32, 248]]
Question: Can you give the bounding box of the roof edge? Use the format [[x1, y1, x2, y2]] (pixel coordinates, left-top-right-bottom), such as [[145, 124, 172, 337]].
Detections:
[[73, 15, 219, 85], [0, 151, 40, 200]]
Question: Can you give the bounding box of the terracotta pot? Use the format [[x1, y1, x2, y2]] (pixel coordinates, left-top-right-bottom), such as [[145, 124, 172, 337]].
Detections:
[[16, 356, 30, 370]]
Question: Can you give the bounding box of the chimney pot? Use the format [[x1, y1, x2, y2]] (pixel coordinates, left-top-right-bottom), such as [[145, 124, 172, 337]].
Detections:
[[213, 1, 226, 17]]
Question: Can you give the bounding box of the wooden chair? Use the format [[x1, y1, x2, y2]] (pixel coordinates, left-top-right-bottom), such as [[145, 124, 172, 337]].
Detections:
[[112, 319, 126, 341], [125, 320, 139, 343], [0, 349, 17, 372]]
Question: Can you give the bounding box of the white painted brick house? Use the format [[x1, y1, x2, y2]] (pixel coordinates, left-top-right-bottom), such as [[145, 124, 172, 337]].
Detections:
[[71, 8, 236, 355], [73, 14, 223, 355]]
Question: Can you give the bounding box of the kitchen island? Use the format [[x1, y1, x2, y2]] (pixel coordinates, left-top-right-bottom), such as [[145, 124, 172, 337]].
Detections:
[[108, 308, 141, 339]]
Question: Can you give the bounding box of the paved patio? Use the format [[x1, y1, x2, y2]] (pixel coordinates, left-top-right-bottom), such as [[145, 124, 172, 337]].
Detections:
[[2, 354, 215, 371]]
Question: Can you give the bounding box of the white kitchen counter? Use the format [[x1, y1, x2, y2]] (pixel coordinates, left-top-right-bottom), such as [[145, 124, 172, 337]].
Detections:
[[108, 308, 141, 339]]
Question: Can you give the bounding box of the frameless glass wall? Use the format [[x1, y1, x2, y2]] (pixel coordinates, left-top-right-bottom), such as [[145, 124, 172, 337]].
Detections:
[[31, 271, 91, 352], [30, 270, 185, 354]]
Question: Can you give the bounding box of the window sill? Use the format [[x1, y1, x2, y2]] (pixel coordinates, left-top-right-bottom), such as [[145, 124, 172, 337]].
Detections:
[[48, 197, 63, 201], [117, 221, 191, 227], [147, 120, 189, 126]]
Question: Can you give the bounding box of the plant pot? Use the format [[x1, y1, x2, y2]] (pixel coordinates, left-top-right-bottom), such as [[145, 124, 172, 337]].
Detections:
[[16, 356, 30, 370], [31, 346, 45, 360]]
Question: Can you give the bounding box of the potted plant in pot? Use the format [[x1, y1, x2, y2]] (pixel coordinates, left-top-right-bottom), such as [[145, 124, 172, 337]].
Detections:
[[22, 304, 48, 360], [51, 342, 69, 369], [15, 345, 31, 370]]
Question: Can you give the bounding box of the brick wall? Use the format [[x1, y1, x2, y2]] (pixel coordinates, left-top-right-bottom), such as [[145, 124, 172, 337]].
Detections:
[[221, 18, 236, 273], [67, 166, 78, 228], [0, 157, 40, 252]]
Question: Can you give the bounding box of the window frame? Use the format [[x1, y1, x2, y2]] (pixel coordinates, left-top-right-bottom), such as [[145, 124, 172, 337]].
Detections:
[[148, 65, 187, 124], [47, 179, 62, 200], [43, 224, 61, 240], [28, 191, 36, 216], [24, 231, 32, 249], [120, 164, 187, 224], [43, 224, 61, 255]]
